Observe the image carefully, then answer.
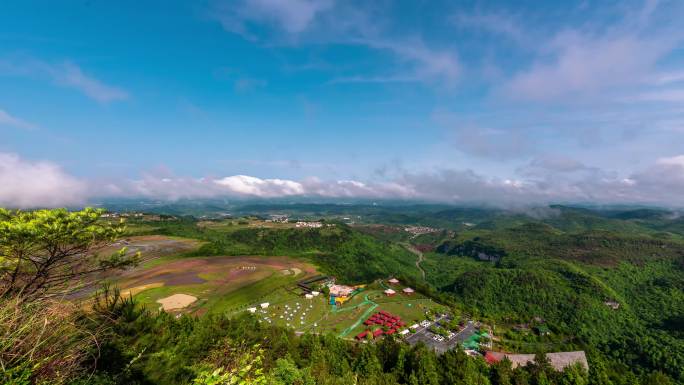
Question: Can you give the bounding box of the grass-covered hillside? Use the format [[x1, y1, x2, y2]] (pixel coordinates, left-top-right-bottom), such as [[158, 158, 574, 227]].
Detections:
[[128, 219, 421, 284]]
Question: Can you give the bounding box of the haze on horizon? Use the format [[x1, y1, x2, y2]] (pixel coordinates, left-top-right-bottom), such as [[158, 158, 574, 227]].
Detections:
[[2, 0, 684, 208]]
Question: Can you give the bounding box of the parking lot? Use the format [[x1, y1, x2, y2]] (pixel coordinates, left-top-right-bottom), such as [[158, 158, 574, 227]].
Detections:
[[404, 316, 479, 354]]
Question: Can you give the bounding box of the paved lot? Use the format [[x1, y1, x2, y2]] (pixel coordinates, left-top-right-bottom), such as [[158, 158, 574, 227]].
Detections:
[[404, 317, 478, 354]]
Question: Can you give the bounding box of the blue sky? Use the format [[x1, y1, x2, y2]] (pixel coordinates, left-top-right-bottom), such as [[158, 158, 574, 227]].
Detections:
[[2, 0, 684, 207]]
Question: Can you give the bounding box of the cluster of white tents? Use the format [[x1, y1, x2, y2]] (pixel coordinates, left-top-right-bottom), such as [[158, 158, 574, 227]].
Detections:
[[249, 300, 315, 328], [281, 302, 313, 326]]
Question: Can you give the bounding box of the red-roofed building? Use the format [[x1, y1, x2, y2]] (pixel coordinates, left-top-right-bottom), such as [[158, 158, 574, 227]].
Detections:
[[484, 351, 502, 365], [373, 329, 384, 338], [356, 331, 368, 340], [386, 329, 396, 335]]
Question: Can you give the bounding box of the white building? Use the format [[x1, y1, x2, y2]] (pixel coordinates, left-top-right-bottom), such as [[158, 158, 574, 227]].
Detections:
[[260, 302, 270, 309]]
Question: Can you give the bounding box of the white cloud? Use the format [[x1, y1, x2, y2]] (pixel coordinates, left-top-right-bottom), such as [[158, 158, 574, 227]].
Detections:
[[432, 111, 532, 161], [504, 33, 670, 100], [0, 109, 33, 129], [657, 155, 684, 167], [214, 0, 334, 36], [651, 71, 684, 85], [359, 38, 461, 85], [0, 57, 128, 103], [215, 175, 305, 196], [212, 1, 461, 86], [52, 62, 128, 103], [4, 152, 684, 208], [0, 153, 87, 208], [635, 89, 684, 103]]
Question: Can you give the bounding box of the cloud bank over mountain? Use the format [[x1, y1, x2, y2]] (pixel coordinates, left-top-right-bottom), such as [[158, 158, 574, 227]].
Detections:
[[3, 152, 684, 208], [0, 153, 87, 208]]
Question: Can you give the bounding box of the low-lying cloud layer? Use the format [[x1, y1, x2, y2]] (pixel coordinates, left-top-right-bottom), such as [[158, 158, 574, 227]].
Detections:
[[3, 152, 684, 208], [0, 153, 87, 208]]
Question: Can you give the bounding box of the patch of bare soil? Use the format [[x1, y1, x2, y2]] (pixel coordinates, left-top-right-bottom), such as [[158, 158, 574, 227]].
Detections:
[[157, 294, 197, 311]]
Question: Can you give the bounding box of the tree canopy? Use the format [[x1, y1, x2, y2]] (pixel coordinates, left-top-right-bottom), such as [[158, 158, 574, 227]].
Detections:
[[0, 208, 138, 300]]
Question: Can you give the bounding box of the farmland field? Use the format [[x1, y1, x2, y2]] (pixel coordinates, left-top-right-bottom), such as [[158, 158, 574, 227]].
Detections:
[[116, 254, 319, 315]]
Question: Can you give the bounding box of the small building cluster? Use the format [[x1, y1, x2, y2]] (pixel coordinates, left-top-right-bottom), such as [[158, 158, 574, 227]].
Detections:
[[329, 284, 358, 305], [384, 279, 413, 296], [101, 212, 144, 219], [295, 221, 324, 228], [266, 214, 289, 223], [403, 226, 438, 235]]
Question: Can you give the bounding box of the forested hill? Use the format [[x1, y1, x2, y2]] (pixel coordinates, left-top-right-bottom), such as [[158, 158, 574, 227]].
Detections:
[[422, 218, 684, 383]]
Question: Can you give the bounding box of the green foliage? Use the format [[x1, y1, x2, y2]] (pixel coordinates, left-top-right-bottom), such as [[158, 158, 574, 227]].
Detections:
[[193, 344, 267, 385], [0, 208, 139, 300], [269, 358, 315, 385]]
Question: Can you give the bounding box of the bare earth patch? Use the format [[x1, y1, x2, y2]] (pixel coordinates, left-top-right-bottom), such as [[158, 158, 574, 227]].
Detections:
[[157, 294, 197, 311]]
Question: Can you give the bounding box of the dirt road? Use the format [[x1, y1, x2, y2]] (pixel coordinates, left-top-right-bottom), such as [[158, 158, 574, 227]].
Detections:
[[402, 243, 426, 280]]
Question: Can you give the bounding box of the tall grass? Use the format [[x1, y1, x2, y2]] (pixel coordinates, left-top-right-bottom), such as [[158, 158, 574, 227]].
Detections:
[[0, 297, 97, 384]]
